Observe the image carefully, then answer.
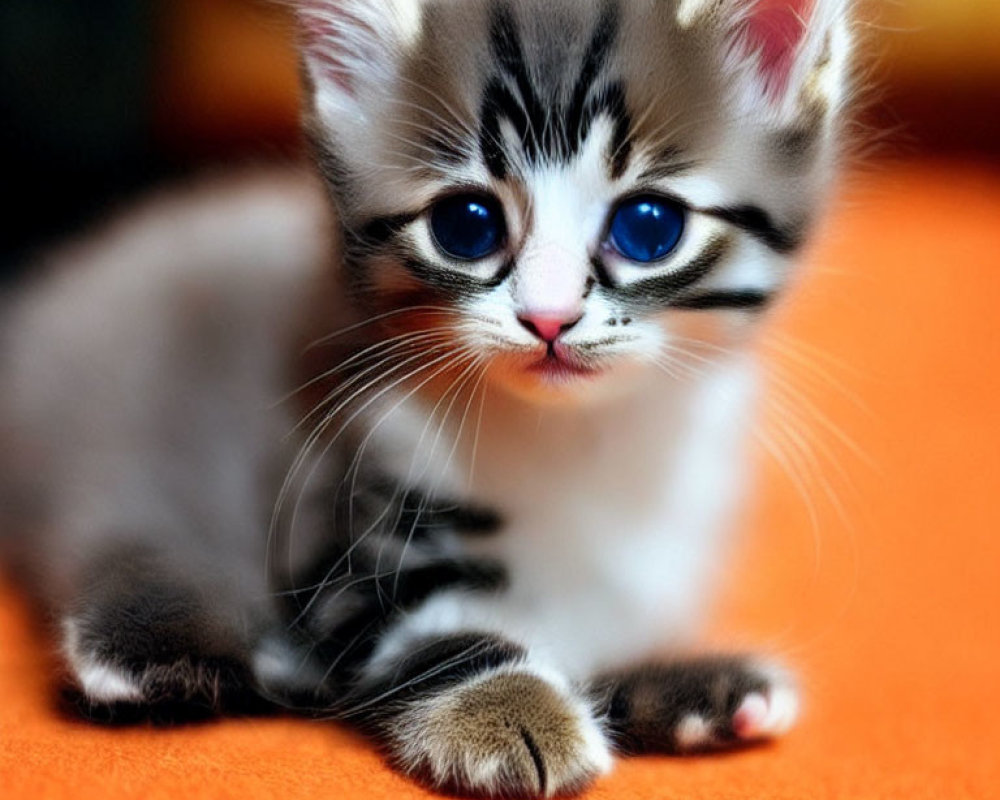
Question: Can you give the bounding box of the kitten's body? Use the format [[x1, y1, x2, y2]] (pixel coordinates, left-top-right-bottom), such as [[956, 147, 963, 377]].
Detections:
[[0, 1, 851, 795], [365, 349, 754, 678], [0, 174, 331, 701]]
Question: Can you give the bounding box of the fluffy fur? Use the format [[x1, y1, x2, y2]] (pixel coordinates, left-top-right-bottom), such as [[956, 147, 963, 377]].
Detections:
[[0, 1, 853, 796]]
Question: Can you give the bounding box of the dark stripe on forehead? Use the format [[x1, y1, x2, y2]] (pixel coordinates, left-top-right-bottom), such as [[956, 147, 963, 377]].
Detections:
[[638, 145, 699, 181], [480, 78, 530, 180], [566, 2, 620, 153], [478, 0, 630, 180], [490, 4, 547, 157], [422, 130, 470, 168], [595, 81, 632, 179]]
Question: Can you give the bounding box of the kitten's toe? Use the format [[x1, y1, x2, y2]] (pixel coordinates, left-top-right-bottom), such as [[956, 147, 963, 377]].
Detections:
[[670, 660, 799, 752], [386, 669, 612, 797], [731, 674, 799, 741]]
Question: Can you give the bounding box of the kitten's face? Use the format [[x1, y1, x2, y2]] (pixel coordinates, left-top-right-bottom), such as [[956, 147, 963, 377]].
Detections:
[[300, 0, 850, 403]]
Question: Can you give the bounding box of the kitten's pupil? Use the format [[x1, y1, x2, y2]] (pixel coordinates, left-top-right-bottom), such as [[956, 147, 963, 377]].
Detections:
[[608, 196, 686, 264], [430, 194, 506, 261]]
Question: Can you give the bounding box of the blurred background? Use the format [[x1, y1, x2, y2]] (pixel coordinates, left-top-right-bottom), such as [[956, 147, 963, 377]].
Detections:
[[1, 0, 999, 280]]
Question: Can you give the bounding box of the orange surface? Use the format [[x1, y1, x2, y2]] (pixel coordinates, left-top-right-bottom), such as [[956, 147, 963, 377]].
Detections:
[[2, 161, 1000, 798]]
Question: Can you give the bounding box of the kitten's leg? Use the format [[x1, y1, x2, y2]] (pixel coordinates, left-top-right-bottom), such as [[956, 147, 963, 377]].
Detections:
[[346, 632, 612, 798], [285, 502, 613, 795], [590, 657, 798, 754], [59, 541, 266, 721]]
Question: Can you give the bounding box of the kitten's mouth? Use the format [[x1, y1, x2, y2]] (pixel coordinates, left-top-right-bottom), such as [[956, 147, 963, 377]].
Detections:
[[525, 347, 602, 382]]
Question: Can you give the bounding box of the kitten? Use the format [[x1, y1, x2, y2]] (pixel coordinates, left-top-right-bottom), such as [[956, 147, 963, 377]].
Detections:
[[0, 0, 853, 796]]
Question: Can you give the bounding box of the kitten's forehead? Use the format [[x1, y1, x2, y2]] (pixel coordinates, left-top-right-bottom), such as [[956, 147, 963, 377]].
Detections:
[[395, 0, 723, 183]]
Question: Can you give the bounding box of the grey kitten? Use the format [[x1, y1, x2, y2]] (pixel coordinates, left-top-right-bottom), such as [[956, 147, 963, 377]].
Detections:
[[0, 0, 853, 796]]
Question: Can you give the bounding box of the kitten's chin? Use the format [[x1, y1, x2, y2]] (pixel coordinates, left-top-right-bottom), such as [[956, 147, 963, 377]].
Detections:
[[487, 358, 647, 407]]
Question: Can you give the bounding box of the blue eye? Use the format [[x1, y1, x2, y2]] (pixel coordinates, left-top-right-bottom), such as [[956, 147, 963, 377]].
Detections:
[[430, 194, 506, 261], [608, 196, 685, 263]]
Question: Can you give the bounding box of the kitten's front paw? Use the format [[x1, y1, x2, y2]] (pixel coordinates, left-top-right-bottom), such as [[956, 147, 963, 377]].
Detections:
[[57, 546, 262, 721], [386, 670, 612, 797], [60, 603, 257, 722], [597, 657, 799, 754]]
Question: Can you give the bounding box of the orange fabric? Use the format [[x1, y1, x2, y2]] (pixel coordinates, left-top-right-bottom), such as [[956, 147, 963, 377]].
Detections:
[[2, 161, 999, 798]]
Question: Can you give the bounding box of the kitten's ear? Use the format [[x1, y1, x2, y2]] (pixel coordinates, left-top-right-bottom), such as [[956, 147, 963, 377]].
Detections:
[[294, 0, 422, 127], [720, 0, 852, 121]]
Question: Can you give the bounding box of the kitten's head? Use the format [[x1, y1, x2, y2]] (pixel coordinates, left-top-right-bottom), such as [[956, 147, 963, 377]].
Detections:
[[296, 0, 852, 404]]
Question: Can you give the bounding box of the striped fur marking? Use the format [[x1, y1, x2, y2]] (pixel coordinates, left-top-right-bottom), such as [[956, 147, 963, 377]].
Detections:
[[479, 1, 631, 180], [707, 204, 805, 255], [277, 476, 508, 694], [670, 289, 773, 311]]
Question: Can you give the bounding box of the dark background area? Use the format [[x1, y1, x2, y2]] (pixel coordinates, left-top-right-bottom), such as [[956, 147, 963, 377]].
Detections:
[[2, 0, 998, 283], [1, 1, 162, 275], [0, 0, 299, 281]]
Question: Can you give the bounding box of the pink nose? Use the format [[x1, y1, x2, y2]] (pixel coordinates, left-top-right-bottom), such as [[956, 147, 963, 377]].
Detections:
[[517, 312, 582, 343]]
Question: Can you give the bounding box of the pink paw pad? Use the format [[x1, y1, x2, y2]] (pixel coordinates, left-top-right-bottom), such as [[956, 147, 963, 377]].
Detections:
[[732, 684, 800, 740], [732, 692, 770, 739]]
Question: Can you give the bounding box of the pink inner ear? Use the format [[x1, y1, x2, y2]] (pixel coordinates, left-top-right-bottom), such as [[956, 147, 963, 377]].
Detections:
[[301, 19, 351, 94], [299, 3, 375, 97], [742, 0, 814, 99]]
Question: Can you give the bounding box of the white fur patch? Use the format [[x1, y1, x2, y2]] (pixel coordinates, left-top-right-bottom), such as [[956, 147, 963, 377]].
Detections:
[[734, 665, 801, 740], [62, 617, 143, 703], [676, 0, 720, 28], [763, 683, 800, 735], [675, 713, 712, 750]]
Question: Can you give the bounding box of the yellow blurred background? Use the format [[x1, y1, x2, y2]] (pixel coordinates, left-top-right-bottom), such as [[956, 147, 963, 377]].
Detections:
[[880, 0, 1000, 79]]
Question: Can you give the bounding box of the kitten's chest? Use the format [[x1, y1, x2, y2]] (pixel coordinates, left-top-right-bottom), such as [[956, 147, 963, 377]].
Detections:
[[366, 361, 756, 670]]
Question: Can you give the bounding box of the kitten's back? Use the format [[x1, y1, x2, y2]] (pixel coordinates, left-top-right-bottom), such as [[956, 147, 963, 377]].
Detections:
[[0, 168, 333, 600]]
